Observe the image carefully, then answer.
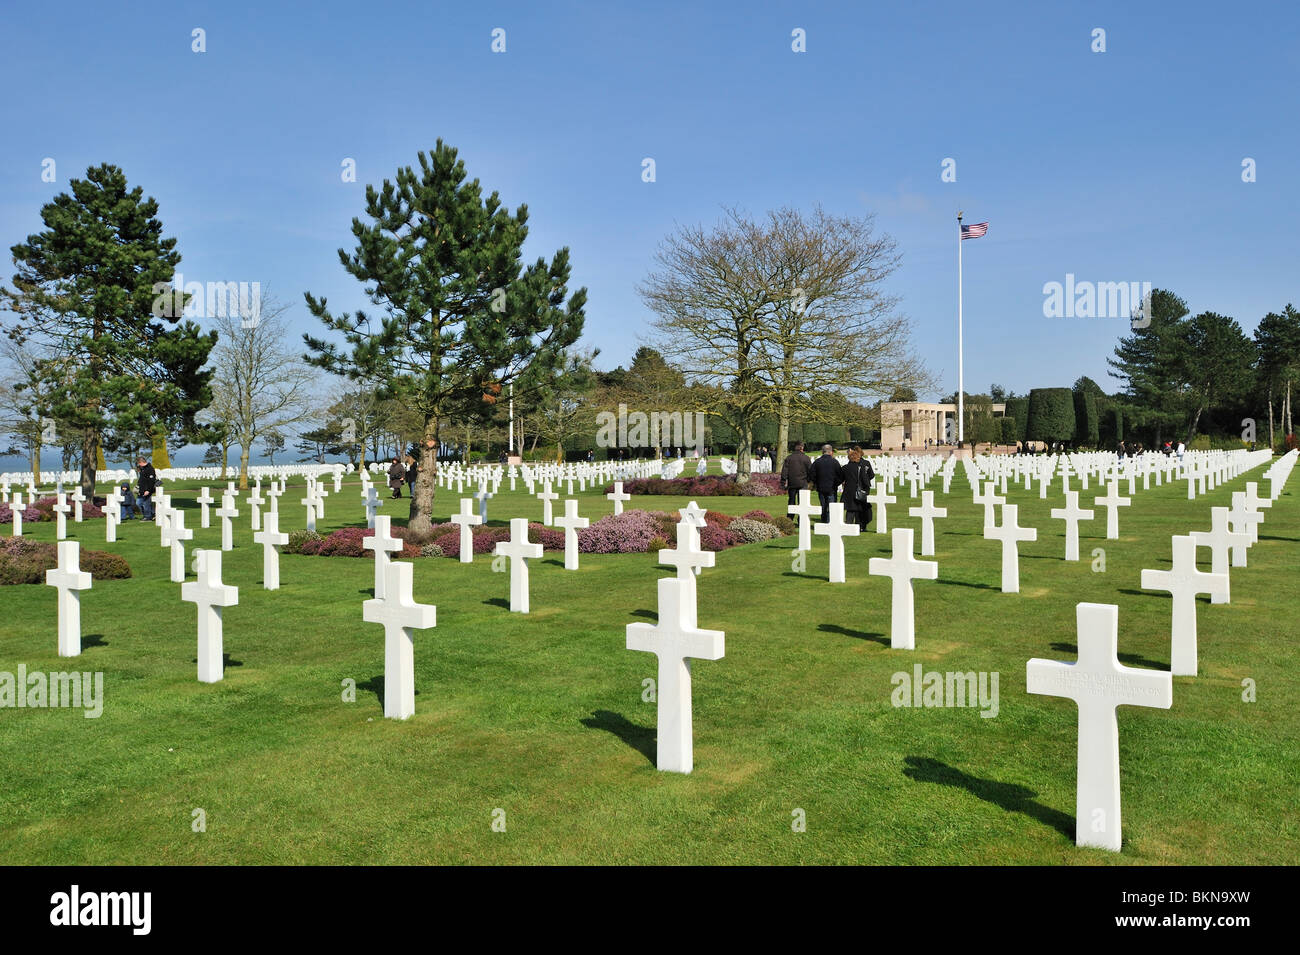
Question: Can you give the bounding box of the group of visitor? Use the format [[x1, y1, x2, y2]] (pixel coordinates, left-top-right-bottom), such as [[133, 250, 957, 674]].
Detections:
[[779, 442, 876, 531]]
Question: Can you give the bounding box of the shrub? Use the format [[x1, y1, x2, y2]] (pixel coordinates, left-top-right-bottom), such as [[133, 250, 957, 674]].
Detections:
[[420, 543, 444, 558], [769, 515, 798, 536], [697, 523, 740, 551], [647, 535, 668, 552], [284, 529, 323, 554], [704, 510, 735, 528], [741, 509, 773, 522], [728, 518, 782, 543], [81, 550, 132, 579], [579, 510, 667, 554], [609, 474, 782, 498], [0, 540, 131, 584]]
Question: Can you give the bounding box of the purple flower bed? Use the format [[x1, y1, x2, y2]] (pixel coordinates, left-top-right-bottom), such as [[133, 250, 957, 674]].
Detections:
[[300, 525, 423, 558], [0, 537, 131, 584], [607, 474, 781, 498], [433, 523, 564, 559], [579, 510, 674, 554]]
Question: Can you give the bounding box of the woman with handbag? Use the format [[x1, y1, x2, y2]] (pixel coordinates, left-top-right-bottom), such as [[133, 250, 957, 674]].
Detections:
[[841, 445, 875, 531]]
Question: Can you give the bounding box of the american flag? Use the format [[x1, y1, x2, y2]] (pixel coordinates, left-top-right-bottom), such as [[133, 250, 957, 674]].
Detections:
[[960, 221, 989, 240]]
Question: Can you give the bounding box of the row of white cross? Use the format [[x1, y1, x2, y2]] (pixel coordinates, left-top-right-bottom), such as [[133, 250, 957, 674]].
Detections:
[[36, 449, 1297, 852]]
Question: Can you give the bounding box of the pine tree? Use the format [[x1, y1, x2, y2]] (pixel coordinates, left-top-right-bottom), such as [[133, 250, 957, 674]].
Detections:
[[2, 164, 217, 495], [1107, 289, 1189, 446], [304, 141, 586, 537]]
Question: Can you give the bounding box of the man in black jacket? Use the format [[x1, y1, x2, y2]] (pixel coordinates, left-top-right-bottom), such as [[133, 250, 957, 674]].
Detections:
[[136, 456, 157, 521], [809, 444, 842, 522], [779, 442, 813, 506]]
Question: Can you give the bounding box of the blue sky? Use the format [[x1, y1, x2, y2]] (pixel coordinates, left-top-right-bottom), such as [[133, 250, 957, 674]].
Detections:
[[2, 0, 1296, 460]]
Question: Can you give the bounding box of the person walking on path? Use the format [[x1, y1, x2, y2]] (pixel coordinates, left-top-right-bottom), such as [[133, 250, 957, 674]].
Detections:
[[810, 444, 843, 523], [841, 445, 875, 531], [779, 442, 814, 506], [387, 456, 405, 499]]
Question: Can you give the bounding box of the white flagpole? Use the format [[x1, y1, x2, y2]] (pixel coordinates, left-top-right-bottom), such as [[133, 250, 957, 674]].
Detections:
[[957, 211, 964, 447]]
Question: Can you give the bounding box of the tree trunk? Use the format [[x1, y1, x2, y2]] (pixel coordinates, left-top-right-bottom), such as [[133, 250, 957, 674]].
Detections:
[[220, 440, 229, 481], [408, 416, 439, 539], [777, 393, 791, 464], [736, 420, 753, 482], [1279, 382, 1289, 441], [1267, 393, 1275, 452], [239, 445, 251, 490], [28, 431, 40, 484], [1185, 406, 1203, 446], [80, 427, 98, 498]]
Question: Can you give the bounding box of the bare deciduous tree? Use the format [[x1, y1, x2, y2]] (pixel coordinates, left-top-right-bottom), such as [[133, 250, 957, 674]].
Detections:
[[206, 294, 316, 488]]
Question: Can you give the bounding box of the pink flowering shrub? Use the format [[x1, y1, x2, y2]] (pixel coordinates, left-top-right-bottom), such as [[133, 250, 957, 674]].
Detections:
[[432, 523, 562, 559], [704, 510, 735, 528], [579, 510, 670, 554], [608, 475, 782, 498], [697, 523, 741, 551], [0, 538, 130, 585]]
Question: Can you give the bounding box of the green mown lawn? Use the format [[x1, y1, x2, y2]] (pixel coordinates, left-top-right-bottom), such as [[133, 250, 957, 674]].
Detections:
[[1, 462, 1296, 864]]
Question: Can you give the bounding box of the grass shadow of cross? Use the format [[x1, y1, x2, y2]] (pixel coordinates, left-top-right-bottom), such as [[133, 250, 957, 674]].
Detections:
[[357, 675, 420, 710], [902, 756, 1074, 841], [580, 710, 657, 767], [817, 623, 887, 646], [1051, 642, 1166, 672], [81, 634, 108, 649]]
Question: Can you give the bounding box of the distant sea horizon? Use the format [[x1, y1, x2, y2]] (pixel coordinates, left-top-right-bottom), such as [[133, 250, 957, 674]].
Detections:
[[0, 447, 357, 474]]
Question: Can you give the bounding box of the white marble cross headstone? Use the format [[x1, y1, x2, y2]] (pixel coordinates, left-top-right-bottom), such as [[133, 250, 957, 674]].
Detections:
[[302, 488, 317, 533], [553, 499, 589, 570], [868, 527, 938, 650], [1228, 491, 1264, 546], [181, 550, 238, 683], [814, 502, 860, 583], [1027, 602, 1172, 851], [363, 561, 436, 720], [1050, 490, 1094, 562], [449, 497, 482, 564], [11, 491, 23, 536], [984, 503, 1037, 593], [1140, 534, 1227, 676], [537, 481, 558, 525], [247, 487, 264, 532], [494, 518, 544, 613], [1092, 481, 1131, 540], [907, 490, 947, 557], [46, 540, 92, 657], [659, 519, 715, 625], [70, 487, 86, 522], [253, 510, 289, 590], [52, 492, 71, 540], [626, 576, 725, 774], [678, 501, 708, 575], [973, 482, 1005, 533], [606, 481, 631, 516], [161, 508, 193, 583], [1189, 507, 1246, 605], [364, 516, 403, 600], [867, 481, 897, 534], [104, 490, 121, 543], [362, 485, 382, 529], [216, 493, 240, 551], [788, 488, 818, 551], [475, 487, 493, 524]]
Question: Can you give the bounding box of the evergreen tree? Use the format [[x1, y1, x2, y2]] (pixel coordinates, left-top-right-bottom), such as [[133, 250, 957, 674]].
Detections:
[[2, 164, 217, 495], [1107, 289, 1188, 445], [304, 141, 586, 537]]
